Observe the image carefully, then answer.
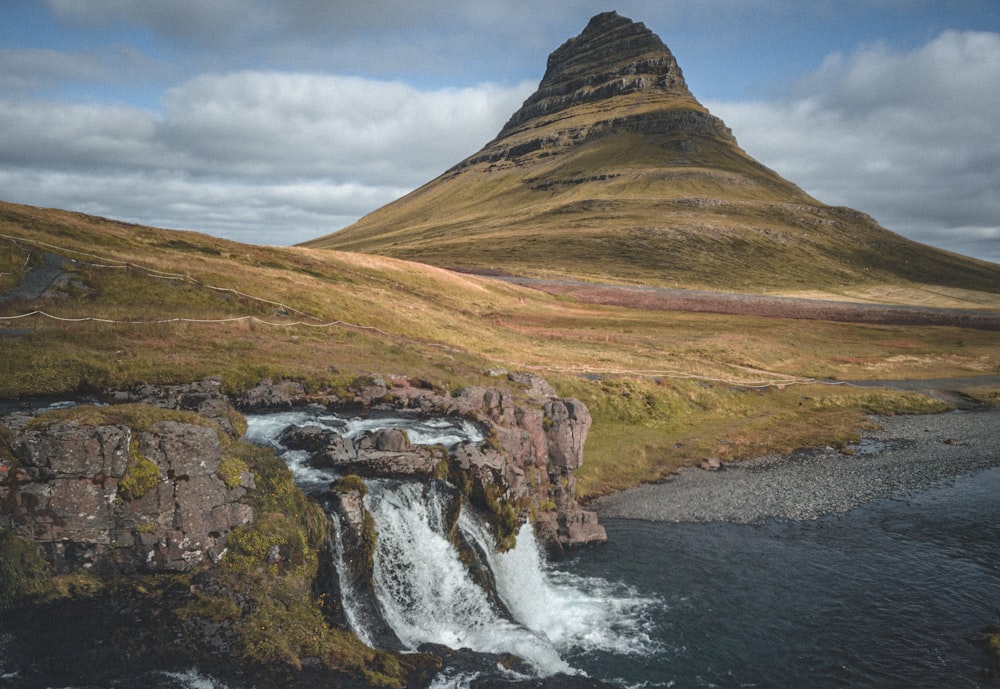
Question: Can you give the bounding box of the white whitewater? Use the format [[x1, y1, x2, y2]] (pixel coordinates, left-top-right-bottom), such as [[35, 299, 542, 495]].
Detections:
[[244, 411, 660, 679], [327, 511, 376, 648], [244, 409, 483, 450], [460, 511, 661, 658], [365, 479, 572, 676]]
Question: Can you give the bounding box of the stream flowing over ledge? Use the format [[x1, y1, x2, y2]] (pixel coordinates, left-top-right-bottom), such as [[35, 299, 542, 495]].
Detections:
[[0, 373, 617, 688]]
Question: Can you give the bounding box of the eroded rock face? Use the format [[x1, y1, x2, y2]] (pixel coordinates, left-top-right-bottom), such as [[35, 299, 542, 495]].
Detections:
[[1, 410, 253, 573], [236, 378, 308, 412], [501, 11, 690, 132], [478, 10, 736, 168], [292, 372, 606, 549], [108, 376, 238, 434], [0, 370, 603, 582]]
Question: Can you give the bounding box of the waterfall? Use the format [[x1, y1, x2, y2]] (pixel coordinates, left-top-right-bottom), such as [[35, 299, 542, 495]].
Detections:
[[244, 411, 660, 680], [365, 479, 573, 676], [460, 510, 662, 658]]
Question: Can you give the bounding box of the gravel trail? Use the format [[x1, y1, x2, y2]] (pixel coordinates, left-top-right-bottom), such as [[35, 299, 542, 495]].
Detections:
[[591, 407, 1000, 523]]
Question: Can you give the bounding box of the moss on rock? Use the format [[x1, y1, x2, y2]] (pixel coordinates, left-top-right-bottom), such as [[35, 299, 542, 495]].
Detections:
[[117, 436, 161, 501], [0, 528, 55, 610], [332, 474, 367, 496]]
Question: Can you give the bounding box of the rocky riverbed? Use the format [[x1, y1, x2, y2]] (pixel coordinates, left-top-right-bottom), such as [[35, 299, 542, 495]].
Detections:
[[592, 407, 1000, 523]]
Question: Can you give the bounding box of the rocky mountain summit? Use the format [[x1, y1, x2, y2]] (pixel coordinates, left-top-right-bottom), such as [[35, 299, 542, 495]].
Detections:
[[498, 11, 705, 133], [305, 12, 1000, 294]]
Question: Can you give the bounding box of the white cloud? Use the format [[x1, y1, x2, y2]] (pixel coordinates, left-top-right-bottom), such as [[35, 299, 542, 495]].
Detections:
[[3, 13, 998, 264], [159, 71, 533, 185], [0, 71, 533, 244], [708, 30, 1000, 264]]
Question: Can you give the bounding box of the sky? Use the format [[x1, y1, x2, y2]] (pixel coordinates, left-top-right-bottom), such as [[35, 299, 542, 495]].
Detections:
[[1, 1, 998, 265]]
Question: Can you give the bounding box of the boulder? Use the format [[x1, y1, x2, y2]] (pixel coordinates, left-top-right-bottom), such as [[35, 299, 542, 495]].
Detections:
[[543, 398, 592, 470], [109, 377, 237, 434], [700, 457, 723, 471], [334, 450, 440, 479], [237, 379, 306, 411]]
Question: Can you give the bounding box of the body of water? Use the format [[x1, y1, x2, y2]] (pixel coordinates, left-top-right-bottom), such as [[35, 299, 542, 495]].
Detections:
[[559, 466, 1000, 688], [246, 411, 1000, 689]]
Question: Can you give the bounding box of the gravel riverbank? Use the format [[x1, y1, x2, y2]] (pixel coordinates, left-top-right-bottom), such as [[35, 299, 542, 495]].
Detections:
[[591, 407, 1000, 523]]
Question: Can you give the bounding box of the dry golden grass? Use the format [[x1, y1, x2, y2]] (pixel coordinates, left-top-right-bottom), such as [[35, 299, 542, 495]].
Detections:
[[777, 285, 1000, 310], [3, 199, 998, 495], [305, 96, 1000, 295]]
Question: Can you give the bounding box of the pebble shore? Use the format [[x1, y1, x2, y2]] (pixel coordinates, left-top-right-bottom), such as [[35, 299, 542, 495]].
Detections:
[[592, 407, 1000, 523]]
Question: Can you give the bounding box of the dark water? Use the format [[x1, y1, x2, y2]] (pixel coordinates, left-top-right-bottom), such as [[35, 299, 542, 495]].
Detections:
[[558, 466, 1000, 689]]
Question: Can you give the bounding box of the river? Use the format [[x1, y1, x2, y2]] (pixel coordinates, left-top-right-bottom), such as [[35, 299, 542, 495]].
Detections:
[[560, 466, 1000, 688], [245, 409, 1000, 689]]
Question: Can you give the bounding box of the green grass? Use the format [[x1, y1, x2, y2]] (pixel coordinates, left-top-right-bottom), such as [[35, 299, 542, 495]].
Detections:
[[0, 528, 56, 610], [554, 376, 952, 498]]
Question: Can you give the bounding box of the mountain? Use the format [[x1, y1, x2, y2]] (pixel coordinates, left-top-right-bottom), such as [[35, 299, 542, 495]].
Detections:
[[303, 11, 1000, 293]]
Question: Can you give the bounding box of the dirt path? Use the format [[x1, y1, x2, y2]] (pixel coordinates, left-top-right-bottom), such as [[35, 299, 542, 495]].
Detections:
[[493, 277, 1000, 330], [0, 252, 65, 302]]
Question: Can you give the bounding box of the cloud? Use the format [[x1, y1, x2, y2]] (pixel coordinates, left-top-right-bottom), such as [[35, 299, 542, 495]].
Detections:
[[3, 12, 998, 264], [158, 71, 533, 185], [42, 0, 562, 70], [0, 45, 166, 96], [708, 30, 1000, 264], [0, 70, 533, 244]]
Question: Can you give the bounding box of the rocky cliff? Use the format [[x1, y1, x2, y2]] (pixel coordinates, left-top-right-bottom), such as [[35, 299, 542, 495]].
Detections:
[[500, 11, 693, 132], [1, 379, 254, 574], [1, 373, 601, 577], [0, 372, 603, 687], [239, 371, 606, 552], [481, 10, 736, 166]]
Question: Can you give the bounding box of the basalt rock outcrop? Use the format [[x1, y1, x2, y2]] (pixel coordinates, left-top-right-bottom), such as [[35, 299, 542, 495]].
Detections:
[[482, 10, 736, 165], [1, 374, 603, 686], [501, 11, 691, 129], [0, 399, 254, 574], [244, 371, 606, 551], [1, 372, 602, 577]]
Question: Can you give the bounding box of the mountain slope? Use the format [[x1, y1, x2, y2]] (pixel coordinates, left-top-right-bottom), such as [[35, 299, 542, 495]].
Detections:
[[304, 12, 1000, 293]]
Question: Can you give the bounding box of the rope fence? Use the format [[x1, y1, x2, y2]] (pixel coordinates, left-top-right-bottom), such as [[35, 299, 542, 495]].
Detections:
[[2, 232, 863, 390], [0, 309, 391, 336]]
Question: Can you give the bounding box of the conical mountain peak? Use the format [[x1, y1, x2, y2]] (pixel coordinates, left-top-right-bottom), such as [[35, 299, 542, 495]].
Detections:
[[500, 11, 691, 134], [469, 11, 735, 170], [303, 13, 1000, 294]]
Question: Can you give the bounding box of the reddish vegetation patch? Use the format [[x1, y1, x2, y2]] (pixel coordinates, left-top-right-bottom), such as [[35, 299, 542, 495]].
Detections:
[[508, 279, 1000, 331]]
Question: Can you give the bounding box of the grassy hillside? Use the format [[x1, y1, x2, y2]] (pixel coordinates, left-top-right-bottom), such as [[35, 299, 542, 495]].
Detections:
[[3, 200, 1000, 496]]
